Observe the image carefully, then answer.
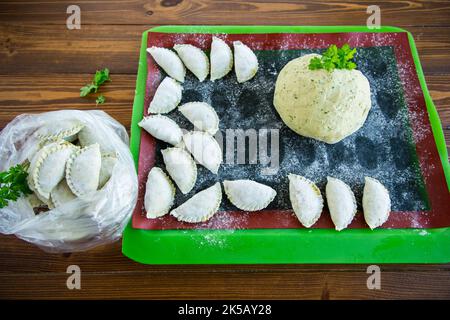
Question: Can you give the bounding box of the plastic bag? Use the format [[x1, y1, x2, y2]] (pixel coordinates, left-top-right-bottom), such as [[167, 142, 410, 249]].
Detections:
[[0, 110, 138, 253]]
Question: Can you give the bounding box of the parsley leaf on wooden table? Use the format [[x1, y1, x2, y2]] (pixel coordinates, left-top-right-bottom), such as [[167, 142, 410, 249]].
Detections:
[[80, 68, 111, 99], [94, 68, 110, 87], [96, 95, 106, 105], [80, 83, 98, 97]]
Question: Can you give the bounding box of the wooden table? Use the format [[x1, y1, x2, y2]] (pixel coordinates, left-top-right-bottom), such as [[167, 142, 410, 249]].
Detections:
[[0, 1, 449, 300]]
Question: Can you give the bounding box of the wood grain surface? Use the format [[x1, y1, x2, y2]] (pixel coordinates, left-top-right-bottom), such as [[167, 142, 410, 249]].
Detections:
[[0, 0, 449, 300]]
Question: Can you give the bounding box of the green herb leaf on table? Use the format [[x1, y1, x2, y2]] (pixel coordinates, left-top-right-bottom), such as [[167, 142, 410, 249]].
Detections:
[[96, 95, 106, 105], [80, 84, 98, 97], [0, 164, 32, 209], [308, 44, 357, 71], [94, 68, 110, 87], [80, 68, 111, 100]]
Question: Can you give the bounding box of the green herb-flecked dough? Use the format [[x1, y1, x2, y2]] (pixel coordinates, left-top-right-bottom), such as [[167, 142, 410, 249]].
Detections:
[[273, 53, 372, 144]]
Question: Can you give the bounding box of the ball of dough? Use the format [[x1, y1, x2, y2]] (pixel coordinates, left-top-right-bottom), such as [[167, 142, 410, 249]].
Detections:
[[273, 54, 372, 144]]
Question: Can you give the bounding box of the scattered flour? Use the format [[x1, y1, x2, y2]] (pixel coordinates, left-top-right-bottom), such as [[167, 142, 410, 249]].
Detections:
[[154, 46, 429, 217]]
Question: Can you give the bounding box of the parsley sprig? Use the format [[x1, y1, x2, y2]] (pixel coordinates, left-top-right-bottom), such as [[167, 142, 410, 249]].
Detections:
[[96, 95, 106, 106], [0, 164, 32, 209], [309, 44, 357, 72], [80, 68, 111, 104]]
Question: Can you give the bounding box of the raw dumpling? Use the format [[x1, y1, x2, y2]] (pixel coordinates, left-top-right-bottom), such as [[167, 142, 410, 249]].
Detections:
[[161, 147, 197, 194], [288, 174, 323, 228], [148, 77, 183, 114], [178, 102, 219, 135], [147, 46, 185, 82], [363, 177, 391, 229], [139, 114, 183, 146], [326, 177, 357, 231], [31, 141, 78, 200], [170, 182, 222, 223], [27, 152, 55, 209], [98, 153, 117, 188], [173, 44, 209, 82], [223, 179, 276, 211], [77, 125, 111, 153], [66, 143, 102, 197], [210, 36, 233, 81], [51, 179, 77, 207], [183, 131, 222, 174], [144, 167, 175, 218], [77, 126, 96, 147], [36, 119, 84, 142], [233, 41, 258, 83]]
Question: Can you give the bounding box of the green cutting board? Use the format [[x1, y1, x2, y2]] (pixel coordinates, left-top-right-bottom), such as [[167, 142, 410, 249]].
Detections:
[[122, 26, 450, 264]]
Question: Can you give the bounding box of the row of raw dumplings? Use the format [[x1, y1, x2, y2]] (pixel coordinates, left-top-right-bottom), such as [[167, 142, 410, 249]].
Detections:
[[26, 120, 117, 210], [145, 171, 277, 223], [147, 36, 259, 83], [289, 174, 391, 230], [144, 164, 390, 229]]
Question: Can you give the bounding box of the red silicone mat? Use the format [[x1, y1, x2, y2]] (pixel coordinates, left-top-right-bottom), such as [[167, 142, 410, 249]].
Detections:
[[132, 31, 449, 231]]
